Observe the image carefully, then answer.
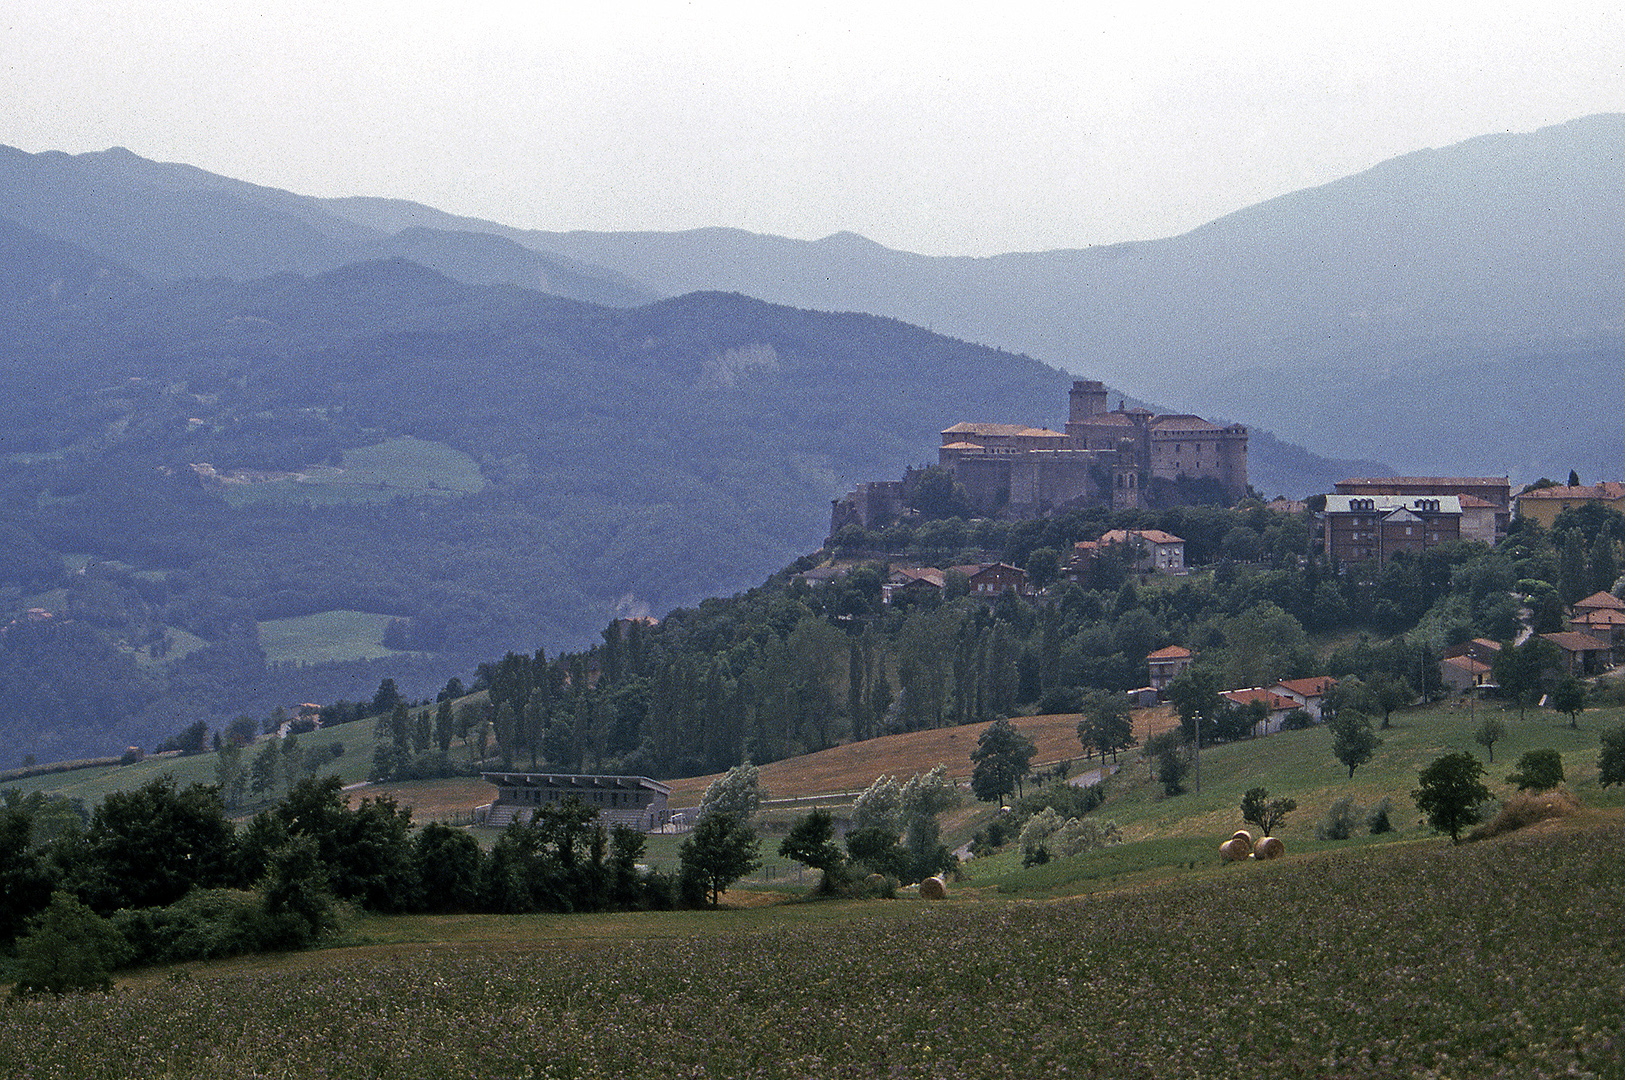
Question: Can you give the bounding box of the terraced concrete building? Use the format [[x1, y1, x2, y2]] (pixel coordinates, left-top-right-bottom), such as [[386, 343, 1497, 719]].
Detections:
[[478, 772, 672, 831]]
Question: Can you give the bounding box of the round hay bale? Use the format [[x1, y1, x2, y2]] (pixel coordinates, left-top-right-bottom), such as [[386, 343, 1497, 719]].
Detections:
[[1253, 835, 1285, 861], [918, 875, 948, 900], [1219, 838, 1246, 863], [1231, 829, 1254, 847]]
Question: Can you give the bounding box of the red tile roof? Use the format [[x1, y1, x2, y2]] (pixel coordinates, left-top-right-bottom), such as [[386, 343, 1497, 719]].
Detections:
[[1519, 482, 1625, 501], [1575, 591, 1625, 612], [1222, 688, 1297, 711], [1273, 676, 1337, 699], [1148, 646, 1193, 660], [1541, 631, 1613, 652]]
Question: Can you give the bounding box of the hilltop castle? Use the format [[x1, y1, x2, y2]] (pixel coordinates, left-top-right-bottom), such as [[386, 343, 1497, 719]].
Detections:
[[832, 380, 1247, 533]]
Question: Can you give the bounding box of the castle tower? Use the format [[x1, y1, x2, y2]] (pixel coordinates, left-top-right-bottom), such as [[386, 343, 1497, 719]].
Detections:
[[1068, 380, 1108, 424]]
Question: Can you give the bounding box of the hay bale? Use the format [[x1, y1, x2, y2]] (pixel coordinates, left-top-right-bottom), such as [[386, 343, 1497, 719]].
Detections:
[[918, 875, 948, 900], [1219, 837, 1247, 862], [1231, 829, 1254, 847], [1253, 835, 1285, 861]]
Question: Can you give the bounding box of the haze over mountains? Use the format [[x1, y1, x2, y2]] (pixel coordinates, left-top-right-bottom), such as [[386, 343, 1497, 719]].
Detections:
[[1, 115, 1617, 760], [7, 114, 1619, 482]]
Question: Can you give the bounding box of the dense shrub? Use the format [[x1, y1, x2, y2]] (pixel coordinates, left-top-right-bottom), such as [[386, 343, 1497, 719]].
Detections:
[[1367, 797, 1394, 834], [112, 888, 306, 966], [1279, 709, 1315, 731], [9, 892, 130, 997], [1315, 797, 1365, 841]]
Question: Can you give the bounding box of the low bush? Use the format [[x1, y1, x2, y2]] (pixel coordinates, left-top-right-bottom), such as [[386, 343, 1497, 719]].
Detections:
[[1315, 797, 1365, 841], [1367, 797, 1394, 834], [112, 889, 302, 966], [1280, 709, 1315, 731], [1468, 788, 1580, 841]]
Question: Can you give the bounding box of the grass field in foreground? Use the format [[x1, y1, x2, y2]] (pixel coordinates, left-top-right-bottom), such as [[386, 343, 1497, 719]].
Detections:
[[4, 815, 1620, 1079]]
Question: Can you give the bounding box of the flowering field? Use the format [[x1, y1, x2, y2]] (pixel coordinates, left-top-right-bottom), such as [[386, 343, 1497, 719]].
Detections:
[[4, 820, 1622, 1079]]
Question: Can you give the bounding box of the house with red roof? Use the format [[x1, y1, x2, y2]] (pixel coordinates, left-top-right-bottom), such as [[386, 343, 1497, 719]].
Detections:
[[1270, 676, 1337, 721], [1516, 481, 1625, 530], [1222, 687, 1300, 736], [969, 563, 1026, 598], [1441, 655, 1493, 694], [1099, 529, 1186, 574], [1540, 631, 1615, 676], [1147, 645, 1193, 692]]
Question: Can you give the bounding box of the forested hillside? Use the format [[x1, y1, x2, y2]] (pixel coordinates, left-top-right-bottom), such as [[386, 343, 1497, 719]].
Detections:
[[376, 497, 1622, 784], [0, 219, 1351, 763]]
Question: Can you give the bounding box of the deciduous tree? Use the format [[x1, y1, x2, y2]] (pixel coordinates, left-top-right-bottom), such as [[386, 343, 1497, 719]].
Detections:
[[779, 808, 844, 879], [1240, 786, 1297, 837], [971, 717, 1035, 806], [1507, 749, 1565, 792], [699, 762, 764, 823], [679, 812, 761, 907], [1599, 725, 1625, 788], [1413, 752, 1491, 843], [1328, 710, 1381, 779], [1473, 717, 1507, 763], [1552, 677, 1586, 728]]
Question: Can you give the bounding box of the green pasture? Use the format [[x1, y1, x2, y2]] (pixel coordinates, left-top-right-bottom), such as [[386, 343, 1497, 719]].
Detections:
[[257, 609, 418, 666], [131, 625, 209, 670], [961, 696, 1623, 899], [221, 436, 485, 506], [0, 719, 372, 809]]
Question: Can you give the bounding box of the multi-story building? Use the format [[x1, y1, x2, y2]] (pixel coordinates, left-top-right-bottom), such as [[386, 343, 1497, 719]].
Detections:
[[1098, 529, 1186, 574], [1321, 494, 1463, 565], [1335, 477, 1510, 543]]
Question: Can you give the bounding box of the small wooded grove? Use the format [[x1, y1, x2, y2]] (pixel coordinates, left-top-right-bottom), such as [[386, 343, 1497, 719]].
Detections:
[[0, 775, 712, 988]]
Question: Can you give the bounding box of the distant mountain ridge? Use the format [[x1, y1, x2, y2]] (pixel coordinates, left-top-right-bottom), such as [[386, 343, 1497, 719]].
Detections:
[[0, 140, 1391, 496], [326, 115, 1625, 481], [0, 145, 655, 307]]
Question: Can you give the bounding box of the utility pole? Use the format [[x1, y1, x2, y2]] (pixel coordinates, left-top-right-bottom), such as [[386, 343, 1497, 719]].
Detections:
[[1192, 710, 1201, 794]]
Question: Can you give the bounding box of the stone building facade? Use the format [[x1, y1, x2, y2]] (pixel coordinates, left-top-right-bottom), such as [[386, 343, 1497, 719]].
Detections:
[[934, 380, 1247, 518], [829, 380, 1248, 535]]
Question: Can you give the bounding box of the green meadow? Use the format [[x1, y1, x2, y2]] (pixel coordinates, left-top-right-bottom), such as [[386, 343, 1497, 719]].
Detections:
[[221, 436, 486, 506], [257, 609, 419, 666]]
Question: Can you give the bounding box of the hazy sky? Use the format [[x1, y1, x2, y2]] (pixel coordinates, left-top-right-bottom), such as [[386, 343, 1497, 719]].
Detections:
[[4, 2, 1623, 256]]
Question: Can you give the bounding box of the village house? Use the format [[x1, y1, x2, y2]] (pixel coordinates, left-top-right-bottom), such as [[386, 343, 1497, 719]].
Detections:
[[1270, 676, 1338, 721], [969, 563, 1027, 597], [882, 566, 946, 605], [1098, 529, 1186, 574], [1221, 687, 1300, 736], [1441, 655, 1493, 694], [1065, 540, 1098, 585], [1515, 480, 1625, 530], [1568, 591, 1625, 657], [478, 772, 673, 832], [1445, 638, 1503, 667], [1147, 645, 1194, 692], [1539, 631, 1614, 677]]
